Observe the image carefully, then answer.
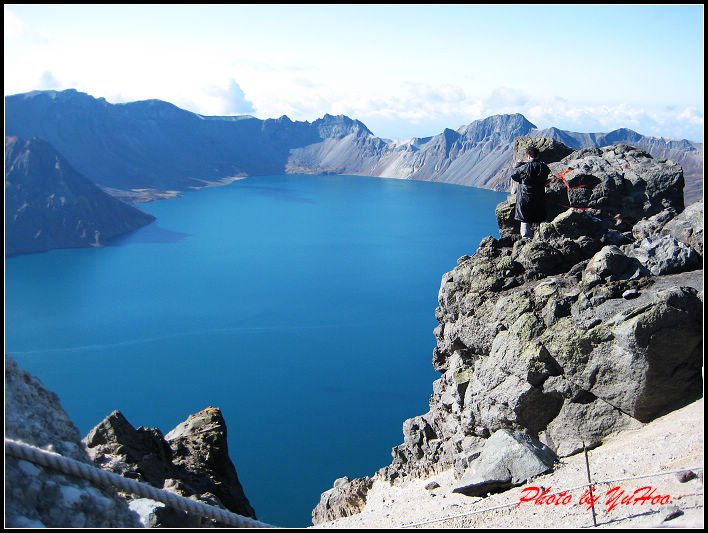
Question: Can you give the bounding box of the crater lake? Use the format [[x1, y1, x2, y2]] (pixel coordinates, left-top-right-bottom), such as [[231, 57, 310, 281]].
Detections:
[[5, 174, 507, 527]]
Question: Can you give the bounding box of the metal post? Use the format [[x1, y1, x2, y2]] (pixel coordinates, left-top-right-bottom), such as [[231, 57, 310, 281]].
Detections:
[[583, 441, 598, 528]]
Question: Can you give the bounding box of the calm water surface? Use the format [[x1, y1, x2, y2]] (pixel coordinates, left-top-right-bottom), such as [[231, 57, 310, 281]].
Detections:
[[5, 174, 506, 527]]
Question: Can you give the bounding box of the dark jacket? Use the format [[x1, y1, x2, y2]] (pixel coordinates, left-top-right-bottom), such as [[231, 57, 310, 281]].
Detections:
[[511, 158, 551, 223]]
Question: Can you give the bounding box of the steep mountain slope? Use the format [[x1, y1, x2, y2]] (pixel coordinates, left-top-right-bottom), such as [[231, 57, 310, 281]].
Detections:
[[4, 136, 156, 256], [4, 90, 360, 195]]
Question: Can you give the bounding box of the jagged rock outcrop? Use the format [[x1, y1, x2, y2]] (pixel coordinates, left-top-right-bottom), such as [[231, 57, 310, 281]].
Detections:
[[5, 136, 156, 256], [312, 140, 703, 524], [5, 355, 256, 528], [83, 407, 256, 527], [5, 356, 142, 528]]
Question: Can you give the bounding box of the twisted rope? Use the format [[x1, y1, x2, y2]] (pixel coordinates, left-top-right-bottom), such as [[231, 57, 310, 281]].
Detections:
[[5, 438, 276, 528]]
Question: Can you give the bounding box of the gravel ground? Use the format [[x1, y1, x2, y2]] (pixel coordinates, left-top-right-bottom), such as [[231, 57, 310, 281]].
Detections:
[[314, 398, 703, 529]]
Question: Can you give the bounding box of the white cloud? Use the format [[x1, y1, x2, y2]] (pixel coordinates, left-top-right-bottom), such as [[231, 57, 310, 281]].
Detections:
[[676, 107, 704, 127], [205, 80, 255, 116], [483, 87, 530, 111], [38, 71, 61, 90], [235, 78, 703, 142], [523, 99, 704, 141]]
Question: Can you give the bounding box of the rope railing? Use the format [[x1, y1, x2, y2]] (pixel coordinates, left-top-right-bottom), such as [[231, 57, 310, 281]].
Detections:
[[5, 438, 277, 528], [400, 466, 704, 529], [8, 435, 701, 529]]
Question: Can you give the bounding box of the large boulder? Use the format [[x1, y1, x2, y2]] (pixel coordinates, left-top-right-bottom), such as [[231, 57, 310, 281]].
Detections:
[[623, 235, 702, 276], [513, 136, 575, 165], [4, 357, 141, 528], [540, 285, 703, 423], [661, 200, 703, 255], [546, 144, 685, 222], [452, 429, 558, 497]]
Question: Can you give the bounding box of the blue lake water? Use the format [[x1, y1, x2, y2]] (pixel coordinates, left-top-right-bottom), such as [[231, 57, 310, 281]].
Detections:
[[5, 174, 506, 527]]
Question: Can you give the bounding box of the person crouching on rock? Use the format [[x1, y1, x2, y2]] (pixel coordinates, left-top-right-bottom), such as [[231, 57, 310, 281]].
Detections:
[[511, 147, 551, 239]]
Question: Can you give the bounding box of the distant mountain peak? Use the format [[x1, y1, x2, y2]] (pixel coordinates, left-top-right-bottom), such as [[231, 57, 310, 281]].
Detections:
[[313, 113, 373, 138], [456, 113, 537, 143], [18, 88, 100, 103]]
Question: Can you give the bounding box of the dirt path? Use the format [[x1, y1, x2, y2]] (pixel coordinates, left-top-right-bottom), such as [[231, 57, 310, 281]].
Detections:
[[314, 398, 703, 529]]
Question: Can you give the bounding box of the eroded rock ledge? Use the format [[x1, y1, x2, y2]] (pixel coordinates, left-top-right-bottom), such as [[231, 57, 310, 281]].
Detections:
[[312, 141, 703, 525]]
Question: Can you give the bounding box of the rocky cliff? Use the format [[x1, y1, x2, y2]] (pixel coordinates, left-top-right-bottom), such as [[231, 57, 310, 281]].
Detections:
[[312, 140, 703, 525], [5, 136, 156, 256]]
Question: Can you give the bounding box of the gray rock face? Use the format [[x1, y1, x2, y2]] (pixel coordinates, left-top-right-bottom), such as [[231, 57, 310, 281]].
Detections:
[[531, 127, 703, 205], [316, 143, 703, 521], [5, 356, 141, 528], [623, 235, 701, 275], [661, 200, 704, 255], [544, 144, 686, 224], [83, 407, 256, 526]]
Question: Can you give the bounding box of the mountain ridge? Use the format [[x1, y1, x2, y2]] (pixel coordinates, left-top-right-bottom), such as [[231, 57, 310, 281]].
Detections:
[[5, 90, 702, 205]]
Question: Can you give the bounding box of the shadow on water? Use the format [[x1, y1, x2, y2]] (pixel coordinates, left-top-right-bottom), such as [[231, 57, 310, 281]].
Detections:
[[108, 222, 191, 246], [235, 183, 316, 203]]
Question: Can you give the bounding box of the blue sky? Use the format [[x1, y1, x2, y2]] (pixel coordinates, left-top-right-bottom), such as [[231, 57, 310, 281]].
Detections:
[[4, 4, 704, 141]]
